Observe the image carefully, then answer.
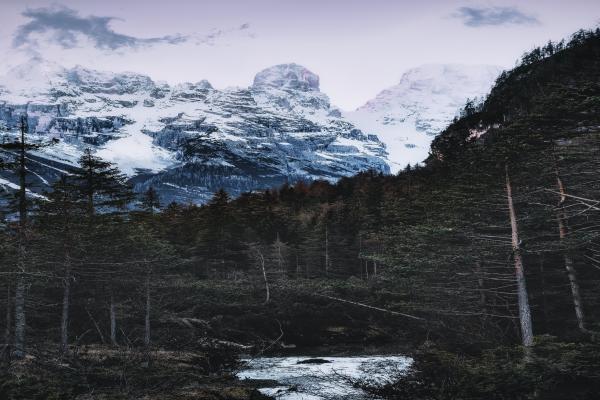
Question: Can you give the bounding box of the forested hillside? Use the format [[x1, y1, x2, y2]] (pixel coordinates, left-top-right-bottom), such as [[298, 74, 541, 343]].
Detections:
[[2, 28, 600, 399]]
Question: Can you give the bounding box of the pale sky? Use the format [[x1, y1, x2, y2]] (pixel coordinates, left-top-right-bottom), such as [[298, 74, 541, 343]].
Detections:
[[0, 0, 599, 110]]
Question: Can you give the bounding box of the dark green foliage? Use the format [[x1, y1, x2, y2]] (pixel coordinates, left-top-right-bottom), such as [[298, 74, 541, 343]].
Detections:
[[139, 186, 160, 214], [0, 345, 254, 400], [72, 148, 133, 215], [361, 337, 600, 400]]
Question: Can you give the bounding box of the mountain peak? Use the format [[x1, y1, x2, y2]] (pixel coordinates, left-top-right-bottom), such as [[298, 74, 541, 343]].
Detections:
[[65, 66, 156, 95], [358, 64, 502, 113], [195, 79, 213, 90], [2, 58, 66, 93], [253, 63, 319, 92], [348, 63, 502, 173]]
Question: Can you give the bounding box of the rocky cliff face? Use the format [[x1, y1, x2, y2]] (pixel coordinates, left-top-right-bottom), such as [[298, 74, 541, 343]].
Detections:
[[0, 61, 388, 204]]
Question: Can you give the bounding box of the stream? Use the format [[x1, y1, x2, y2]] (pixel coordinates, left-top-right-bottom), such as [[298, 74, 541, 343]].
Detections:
[[237, 355, 412, 399]]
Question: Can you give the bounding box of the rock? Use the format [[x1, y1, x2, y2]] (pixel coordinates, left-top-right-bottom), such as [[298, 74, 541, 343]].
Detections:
[[253, 63, 320, 92], [328, 108, 342, 118], [195, 79, 213, 90], [296, 358, 331, 364], [66, 65, 156, 95]]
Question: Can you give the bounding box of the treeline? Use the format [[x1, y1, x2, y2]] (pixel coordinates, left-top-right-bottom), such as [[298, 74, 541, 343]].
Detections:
[[0, 118, 397, 360]]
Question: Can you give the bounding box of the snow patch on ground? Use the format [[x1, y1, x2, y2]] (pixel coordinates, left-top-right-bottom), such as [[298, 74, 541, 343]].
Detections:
[[0, 177, 47, 199]]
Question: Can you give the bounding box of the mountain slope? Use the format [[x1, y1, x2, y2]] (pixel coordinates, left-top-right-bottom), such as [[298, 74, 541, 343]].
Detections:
[[0, 62, 388, 203], [347, 64, 501, 172]]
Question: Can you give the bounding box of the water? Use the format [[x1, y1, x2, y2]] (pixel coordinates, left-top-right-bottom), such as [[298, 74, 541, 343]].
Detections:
[[236, 355, 412, 399]]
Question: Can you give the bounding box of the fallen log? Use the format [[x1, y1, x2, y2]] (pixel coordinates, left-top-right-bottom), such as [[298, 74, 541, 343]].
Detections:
[[316, 294, 426, 321]]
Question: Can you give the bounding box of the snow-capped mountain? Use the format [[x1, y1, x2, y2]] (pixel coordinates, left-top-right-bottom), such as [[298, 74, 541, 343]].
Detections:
[[0, 61, 388, 204], [347, 64, 502, 173]]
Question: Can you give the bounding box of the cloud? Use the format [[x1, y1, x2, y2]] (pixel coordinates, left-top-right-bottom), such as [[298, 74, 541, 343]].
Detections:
[[454, 6, 539, 27], [190, 23, 254, 46], [13, 6, 187, 50]]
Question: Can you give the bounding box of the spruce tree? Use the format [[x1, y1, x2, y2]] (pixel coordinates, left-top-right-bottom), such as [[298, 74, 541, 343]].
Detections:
[[37, 175, 86, 354], [140, 186, 161, 214], [0, 115, 45, 358], [73, 148, 133, 216], [71, 149, 133, 346]]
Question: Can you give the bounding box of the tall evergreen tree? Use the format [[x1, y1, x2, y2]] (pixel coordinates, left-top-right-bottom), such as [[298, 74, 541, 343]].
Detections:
[[71, 149, 133, 346], [0, 114, 44, 358], [37, 175, 86, 354], [73, 148, 133, 216]]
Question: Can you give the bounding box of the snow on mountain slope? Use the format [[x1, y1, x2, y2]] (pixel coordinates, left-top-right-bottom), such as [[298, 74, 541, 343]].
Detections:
[[347, 64, 502, 173], [0, 61, 388, 204]]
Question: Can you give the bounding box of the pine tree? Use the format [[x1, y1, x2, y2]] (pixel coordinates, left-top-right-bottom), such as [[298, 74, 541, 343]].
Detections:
[[196, 189, 245, 277], [140, 186, 161, 214], [0, 115, 44, 358], [73, 148, 133, 216], [71, 149, 133, 346], [37, 175, 86, 354]]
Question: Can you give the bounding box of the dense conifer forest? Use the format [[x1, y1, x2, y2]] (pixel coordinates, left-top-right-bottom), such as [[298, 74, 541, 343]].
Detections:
[[2, 28, 600, 399]]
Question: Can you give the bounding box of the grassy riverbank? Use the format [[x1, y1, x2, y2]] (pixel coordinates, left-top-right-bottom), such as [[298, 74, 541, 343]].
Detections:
[[1, 345, 273, 400]]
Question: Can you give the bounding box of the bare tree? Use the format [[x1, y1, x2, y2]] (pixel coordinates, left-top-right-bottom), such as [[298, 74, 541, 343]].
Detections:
[[3, 284, 10, 356], [60, 253, 72, 354], [144, 261, 151, 348], [554, 166, 587, 333], [505, 165, 534, 348], [324, 225, 329, 276], [475, 260, 486, 312], [274, 232, 285, 276], [110, 291, 117, 346], [14, 115, 29, 358], [250, 245, 270, 304]]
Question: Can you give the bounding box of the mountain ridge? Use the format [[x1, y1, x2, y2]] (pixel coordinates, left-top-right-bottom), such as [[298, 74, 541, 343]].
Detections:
[[0, 61, 388, 204], [0, 60, 505, 203]]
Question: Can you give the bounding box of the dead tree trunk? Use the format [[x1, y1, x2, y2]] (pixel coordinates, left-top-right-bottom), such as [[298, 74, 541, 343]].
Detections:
[[505, 166, 534, 348], [86, 306, 105, 344], [18, 116, 27, 225], [358, 236, 362, 278], [324, 225, 329, 276], [13, 116, 28, 359], [110, 292, 117, 346], [276, 232, 283, 276], [3, 284, 10, 350], [257, 249, 270, 304], [539, 257, 549, 331], [144, 269, 151, 347], [60, 254, 72, 354], [13, 273, 26, 358], [554, 168, 587, 333], [475, 260, 486, 311]]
